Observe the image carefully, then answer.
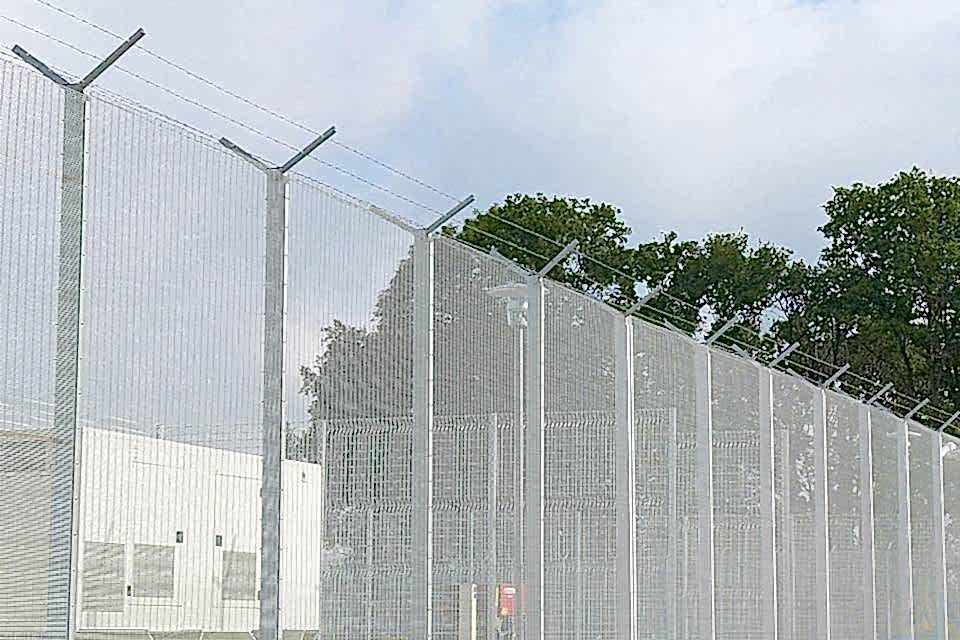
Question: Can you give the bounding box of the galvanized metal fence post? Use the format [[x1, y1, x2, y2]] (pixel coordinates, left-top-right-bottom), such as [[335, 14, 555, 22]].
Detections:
[[412, 229, 436, 639], [930, 427, 948, 639], [524, 274, 545, 640], [896, 418, 915, 639], [219, 127, 335, 640], [411, 196, 473, 638], [758, 369, 778, 638], [694, 345, 716, 640], [777, 384, 794, 639], [858, 405, 877, 639], [11, 31, 145, 639], [812, 389, 831, 639], [57, 85, 86, 640], [260, 168, 287, 639], [487, 413, 500, 640], [614, 316, 638, 640], [666, 406, 678, 638]]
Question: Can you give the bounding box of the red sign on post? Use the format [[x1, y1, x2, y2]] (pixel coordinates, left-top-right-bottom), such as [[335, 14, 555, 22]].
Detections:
[[498, 584, 517, 617]]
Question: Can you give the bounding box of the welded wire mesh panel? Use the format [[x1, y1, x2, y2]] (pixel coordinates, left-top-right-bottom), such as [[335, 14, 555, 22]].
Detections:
[[543, 282, 616, 639], [710, 351, 763, 640], [908, 421, 940, 638], [284, 174, 416, 637], [771, 372, 822, 639], [631, 320, 701, 639], [825, 391, 869, 638], [0, 57, 68, 637], [431, 237, 527, 639], [943, 432, 960, 637], [77, 92, 266, 633], [871, 408, 913, 639]]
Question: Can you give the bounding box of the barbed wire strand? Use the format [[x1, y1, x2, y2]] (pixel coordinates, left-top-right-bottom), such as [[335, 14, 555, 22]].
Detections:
[[0, 14, 441, 215], [25, 0, 461, 202], [465, 205, 956, 426], [1, 14, 953, 428]]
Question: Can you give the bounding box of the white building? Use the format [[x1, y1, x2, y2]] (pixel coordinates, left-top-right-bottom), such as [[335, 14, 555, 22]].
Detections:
[[1, 426, 326, 637]]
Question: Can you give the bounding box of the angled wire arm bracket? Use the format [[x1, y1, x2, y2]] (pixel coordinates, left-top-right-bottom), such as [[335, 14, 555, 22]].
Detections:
[[705, 315, 740, 346], [76, 28, 146, 90], [939, 411, 960, 432], [904, 398, 929, 421], [768, 342, 799, 369], [425, 195, 475, 234], [537, 240, 579, 278], [867, 382, 895, 406], [821, 363, 850, 389], [625, 287, 661, 316], [13, 27, 145, 90], [220, 126, 337, 174]]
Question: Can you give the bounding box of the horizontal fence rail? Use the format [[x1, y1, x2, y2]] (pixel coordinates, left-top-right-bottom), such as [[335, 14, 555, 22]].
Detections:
[[2, 49, 960, 640]]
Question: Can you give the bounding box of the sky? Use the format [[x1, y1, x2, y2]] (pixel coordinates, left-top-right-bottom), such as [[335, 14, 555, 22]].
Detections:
[[3, 0, 960, 261]]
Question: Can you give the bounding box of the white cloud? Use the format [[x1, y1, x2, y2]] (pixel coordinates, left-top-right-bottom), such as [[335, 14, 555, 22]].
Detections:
[[4, 0, 960, 257], [467, 0, 960, 256]]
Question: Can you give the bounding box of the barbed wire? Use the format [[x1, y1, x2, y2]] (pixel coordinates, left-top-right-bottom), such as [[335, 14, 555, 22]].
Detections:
[[456, 198, 954, 427], [24, 0, 461, 203], [1, 12, 952, 429], [0, 13, 442, 215]]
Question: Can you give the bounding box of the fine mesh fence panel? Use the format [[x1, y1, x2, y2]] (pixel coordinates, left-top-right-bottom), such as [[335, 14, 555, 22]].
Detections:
[[0, 57, 68, 637], [710, 351, 763, 640], [283, 174, 416, 638], [77, 92, 265, 634], [543, 282, 616, 639], [908, 421, 939, 638], [825, 391, 868, 638], [632, 320, 701, 639], [7, 50, 960, 640], [771, 372, 822, 639], [871, 408, 913, 639], [432, 237, 527, 640], [943, 433, 960, 637]]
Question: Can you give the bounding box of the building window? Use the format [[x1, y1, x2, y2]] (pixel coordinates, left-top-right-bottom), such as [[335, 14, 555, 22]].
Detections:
[[132, 544, 175, 598], [82, 541, 125, 612]]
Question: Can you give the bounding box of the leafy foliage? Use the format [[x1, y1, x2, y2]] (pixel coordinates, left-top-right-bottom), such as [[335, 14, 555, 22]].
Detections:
[[778, 168, 960, 412], [301, 170, 960, 425]]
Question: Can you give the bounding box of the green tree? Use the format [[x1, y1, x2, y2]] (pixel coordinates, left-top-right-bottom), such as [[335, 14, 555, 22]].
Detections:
[[301, 174, 960, 423], [776, 168, 960, 413], [452, 193, 636, 305], [454, 193, 801, 339], [300, 193, 803, 423]]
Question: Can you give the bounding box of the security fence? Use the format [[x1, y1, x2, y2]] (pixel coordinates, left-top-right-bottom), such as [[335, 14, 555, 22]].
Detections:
[[1, 40, 959, 640]]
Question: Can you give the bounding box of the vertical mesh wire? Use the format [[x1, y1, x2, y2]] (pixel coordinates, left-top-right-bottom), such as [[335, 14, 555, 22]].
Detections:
[[77, 92, 266, 633], [431, 237, 526, 640], [632, 320, 701, 639], [943, 432, 960, 638], [907, 421, 939, 638], [825, 391, 868, 638], [710, 351, 763, 640], [0, 56, 67, 638], [871, 408, 913, 639], [284, 174, 415, 638], [771, 372, 822, 639], [6, 52, 960, 640], [542, 282, 616, 639]]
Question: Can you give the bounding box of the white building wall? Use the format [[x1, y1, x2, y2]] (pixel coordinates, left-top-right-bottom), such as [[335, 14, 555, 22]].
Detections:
[[76, 427, 323, 633]]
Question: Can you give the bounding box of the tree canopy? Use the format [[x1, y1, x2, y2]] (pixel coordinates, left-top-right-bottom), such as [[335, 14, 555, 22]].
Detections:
[[300, 169, 960, 426]]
